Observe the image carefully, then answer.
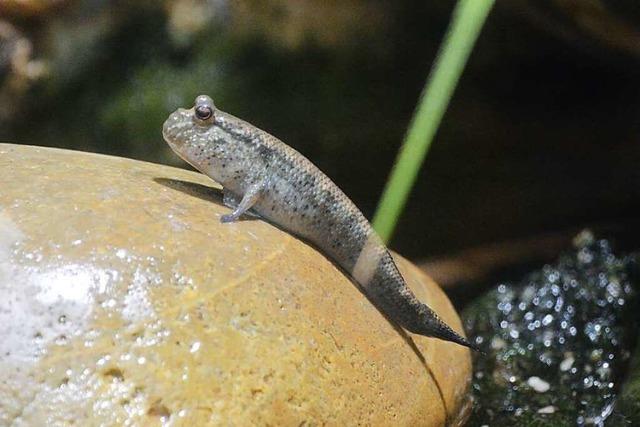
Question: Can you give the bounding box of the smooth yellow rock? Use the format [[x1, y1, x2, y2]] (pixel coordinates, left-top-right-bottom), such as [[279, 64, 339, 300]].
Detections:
[[0, 144, 471, 426]]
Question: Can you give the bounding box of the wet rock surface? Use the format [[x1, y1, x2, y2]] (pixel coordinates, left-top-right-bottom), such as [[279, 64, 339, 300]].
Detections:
[[0, 144, 471, 425], [464, 231, 639, 426]]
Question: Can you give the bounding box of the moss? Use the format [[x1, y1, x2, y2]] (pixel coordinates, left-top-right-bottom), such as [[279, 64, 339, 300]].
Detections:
[[611, 341, 640, 425], [464, 231, 639, 425]]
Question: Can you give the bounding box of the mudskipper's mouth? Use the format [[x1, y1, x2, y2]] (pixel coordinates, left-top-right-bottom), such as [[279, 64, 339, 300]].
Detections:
[[162, 108, 192, 148], [161, 122, 172, 144]]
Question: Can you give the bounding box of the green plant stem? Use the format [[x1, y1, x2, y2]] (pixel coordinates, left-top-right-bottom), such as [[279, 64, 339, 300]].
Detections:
[[372, 0, 495, 243]]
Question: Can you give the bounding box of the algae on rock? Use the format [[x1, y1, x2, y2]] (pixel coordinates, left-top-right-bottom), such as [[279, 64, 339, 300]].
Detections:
[[464, 231, 639, 425]]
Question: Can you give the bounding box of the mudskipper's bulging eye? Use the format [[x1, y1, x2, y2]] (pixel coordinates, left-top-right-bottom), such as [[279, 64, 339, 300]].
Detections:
[[193, 95, 216, 125], [195, 105, 213, 121]]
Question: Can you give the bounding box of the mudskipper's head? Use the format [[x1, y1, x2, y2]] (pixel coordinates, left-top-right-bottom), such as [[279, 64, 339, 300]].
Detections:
[[162, 95, 219, 168]]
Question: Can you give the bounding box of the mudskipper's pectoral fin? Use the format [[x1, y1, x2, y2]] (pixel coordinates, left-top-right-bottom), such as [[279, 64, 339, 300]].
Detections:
[[222, 188, 242, 209], [220, 181, 265, 223]]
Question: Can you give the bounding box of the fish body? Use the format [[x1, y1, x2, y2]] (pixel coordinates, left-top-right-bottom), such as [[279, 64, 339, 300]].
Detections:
[[163, 95, 476, 350]]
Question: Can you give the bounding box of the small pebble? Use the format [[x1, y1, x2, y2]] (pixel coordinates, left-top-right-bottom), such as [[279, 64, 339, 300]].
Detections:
[[560, 354, 575, 372], [537, 405, 556, 414], [527, 376, 550, 393]]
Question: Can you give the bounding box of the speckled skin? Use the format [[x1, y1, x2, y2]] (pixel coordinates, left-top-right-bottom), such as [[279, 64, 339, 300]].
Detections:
[[163, 95, 475, 349]]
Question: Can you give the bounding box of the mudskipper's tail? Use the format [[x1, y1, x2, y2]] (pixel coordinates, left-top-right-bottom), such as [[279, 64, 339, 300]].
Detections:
[[363, 251, 480, 351], [402, 303, 481, 352]]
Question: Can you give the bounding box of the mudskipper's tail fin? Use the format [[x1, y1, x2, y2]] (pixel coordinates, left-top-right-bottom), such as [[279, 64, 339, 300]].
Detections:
[[403, 303, 481, 352]]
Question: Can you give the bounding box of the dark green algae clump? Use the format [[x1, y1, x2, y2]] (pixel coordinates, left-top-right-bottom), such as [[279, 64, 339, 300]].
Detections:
[[463, 231, 639, 426]]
